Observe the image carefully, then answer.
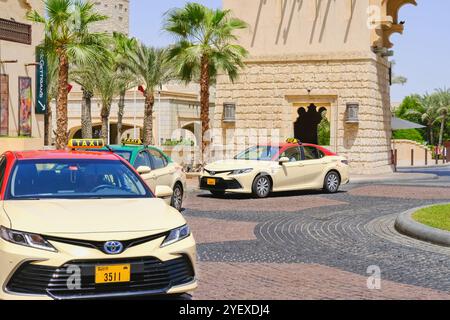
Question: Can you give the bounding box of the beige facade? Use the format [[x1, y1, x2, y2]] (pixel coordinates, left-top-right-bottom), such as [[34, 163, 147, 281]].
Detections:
[[0, 0, 45, 153], [91, 0, 130, 35], [213, 0, 416, 174]]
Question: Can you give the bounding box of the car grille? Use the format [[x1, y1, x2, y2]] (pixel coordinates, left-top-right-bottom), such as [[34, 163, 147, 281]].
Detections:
[[6, 256, 195, 299], [200, 177, 242, 190], [44, 232, 170, 255]]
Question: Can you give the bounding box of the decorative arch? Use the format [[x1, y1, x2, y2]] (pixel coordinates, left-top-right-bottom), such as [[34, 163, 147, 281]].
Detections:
[[371, 0, 417, 49]]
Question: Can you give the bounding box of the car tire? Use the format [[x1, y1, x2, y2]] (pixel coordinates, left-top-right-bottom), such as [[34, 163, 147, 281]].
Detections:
[[210, 190, 225, 197], [252, 175, 272, 198], [323, 171, 341, 193], [171, 183, 184, 211]]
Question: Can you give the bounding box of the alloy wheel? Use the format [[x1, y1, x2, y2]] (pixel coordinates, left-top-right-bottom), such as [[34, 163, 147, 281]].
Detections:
[[326, 173, 340, 193], [172, 185, 183, 211], [255, 176, 270, 198]]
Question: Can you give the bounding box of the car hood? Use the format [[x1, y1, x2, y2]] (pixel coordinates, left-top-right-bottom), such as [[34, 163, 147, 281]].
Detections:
[[2, 198, 185, 237], [204, 160, 275, 171]]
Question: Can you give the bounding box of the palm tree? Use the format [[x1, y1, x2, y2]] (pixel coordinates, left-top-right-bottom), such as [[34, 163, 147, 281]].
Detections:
[[70, 68, 97, 138], [164, 3, 248, 164], [406, 94, 439, 145], [112, 33, 138, 143], [28, 0, 110, 149], [93, 66, 121, 143], [126, 44, 172, 145], [434, 88, 450, 147]]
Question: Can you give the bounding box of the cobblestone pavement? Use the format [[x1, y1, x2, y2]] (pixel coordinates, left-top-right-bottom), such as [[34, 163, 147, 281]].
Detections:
[[184, 173, 450, 300]]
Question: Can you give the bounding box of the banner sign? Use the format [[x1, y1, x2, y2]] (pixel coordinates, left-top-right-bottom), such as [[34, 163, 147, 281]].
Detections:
[[18, 77, 32, 136], [35, 46, 48, 114]]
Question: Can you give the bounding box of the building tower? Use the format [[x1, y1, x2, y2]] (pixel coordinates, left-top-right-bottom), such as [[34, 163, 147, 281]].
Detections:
[[91, 0, 130, 35]]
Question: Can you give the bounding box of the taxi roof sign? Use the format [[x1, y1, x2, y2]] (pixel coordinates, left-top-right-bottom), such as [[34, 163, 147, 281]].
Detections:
[[122, 138, 144, 146], [68, 139, 105, 149], [286, 138, 302, 145]]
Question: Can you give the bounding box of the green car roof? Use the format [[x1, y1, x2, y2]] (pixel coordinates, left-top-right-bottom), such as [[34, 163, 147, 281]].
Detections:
[[100, 144, 173, 165]]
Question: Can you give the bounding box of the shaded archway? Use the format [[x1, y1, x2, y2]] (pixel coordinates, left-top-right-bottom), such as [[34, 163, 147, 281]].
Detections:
[[294, 104, 328, 144], [69, 123, 142, 144]]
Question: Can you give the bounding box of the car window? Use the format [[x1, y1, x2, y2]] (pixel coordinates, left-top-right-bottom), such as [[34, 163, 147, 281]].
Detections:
[[7, 159, 150, 200], [134, 151, 152, 169], [112, 151, 132, 162], [280, 147, 302, 162], [0, 156, 6, 190], [303, 146, 324, 160], [235, 146, 281, 161], [149, 149, 167, 170]]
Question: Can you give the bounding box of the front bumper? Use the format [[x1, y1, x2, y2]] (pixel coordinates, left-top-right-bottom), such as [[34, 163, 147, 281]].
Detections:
[[199, 174, 253, 194], [0, 234, 197, 300]]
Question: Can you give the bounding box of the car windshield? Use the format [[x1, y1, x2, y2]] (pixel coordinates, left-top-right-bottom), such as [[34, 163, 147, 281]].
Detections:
[[7, 159, 151, 200], [111, 150, 132, 162], [234, 146, 281, 161]]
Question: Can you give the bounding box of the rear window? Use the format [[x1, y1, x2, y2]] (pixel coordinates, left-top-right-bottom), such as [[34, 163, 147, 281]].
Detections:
[[7, 159, 151, 200]]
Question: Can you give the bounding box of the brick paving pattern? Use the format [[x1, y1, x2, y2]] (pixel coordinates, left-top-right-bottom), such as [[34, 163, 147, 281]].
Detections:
[[184, 180, 450, 299]]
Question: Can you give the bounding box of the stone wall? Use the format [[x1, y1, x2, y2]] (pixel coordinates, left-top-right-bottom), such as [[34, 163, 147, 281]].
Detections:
[[213, 53, 393, 174], [91, 0, 129, 35]]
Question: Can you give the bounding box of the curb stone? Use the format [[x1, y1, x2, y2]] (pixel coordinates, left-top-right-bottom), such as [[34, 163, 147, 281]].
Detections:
[[395, 204, 450, 247]]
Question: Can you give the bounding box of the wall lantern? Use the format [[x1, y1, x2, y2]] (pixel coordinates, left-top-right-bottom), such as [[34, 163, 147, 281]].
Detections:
[[345, 103, 359, 124], [223, 103, 236, 123]]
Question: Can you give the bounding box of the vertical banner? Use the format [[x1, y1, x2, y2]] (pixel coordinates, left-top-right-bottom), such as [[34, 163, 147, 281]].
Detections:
[[35, 46, 48, 114], [18, 77, 32, 137], [0, 74, 9, 136]]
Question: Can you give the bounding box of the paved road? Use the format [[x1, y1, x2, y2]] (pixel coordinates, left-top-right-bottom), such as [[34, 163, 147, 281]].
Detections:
[[183, 174, 450, 300], [395, 165, 450, 187]]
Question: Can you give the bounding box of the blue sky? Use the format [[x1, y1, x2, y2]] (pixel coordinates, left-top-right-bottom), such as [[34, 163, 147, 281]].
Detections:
[[130, 0, 450, 103]]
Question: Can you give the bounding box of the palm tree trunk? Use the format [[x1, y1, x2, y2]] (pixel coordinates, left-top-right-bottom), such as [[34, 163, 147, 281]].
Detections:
[[438, 115, 447, 147], [143, 92, 154, 145], [81, 88, 93, 139], [430, 126, 434, 145], [117, 90, 125, 143], [44, 99, 52, 146], [101, 104, 111, 144], [199, 55, 210, 165], [55, 52, 69, 150]]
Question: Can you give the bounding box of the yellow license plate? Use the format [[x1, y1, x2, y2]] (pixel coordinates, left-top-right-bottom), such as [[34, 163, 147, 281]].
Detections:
[[95, 264, 131, 284], [207, 178, 216, 186]]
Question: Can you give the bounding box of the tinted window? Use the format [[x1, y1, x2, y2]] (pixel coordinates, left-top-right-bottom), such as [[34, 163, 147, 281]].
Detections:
[[235, 146, 281, 161], [0, 156, 6, 189], [113, 151, 132, 162], [7, 159, 150, 200], [149, 149, 167, 170], [303, 146, 324, 160], [280, 147, 302, 162], [134, 151, 152, 168]]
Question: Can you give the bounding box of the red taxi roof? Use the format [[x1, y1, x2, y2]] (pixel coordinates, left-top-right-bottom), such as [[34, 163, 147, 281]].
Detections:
[[12, 150, 120, 161]]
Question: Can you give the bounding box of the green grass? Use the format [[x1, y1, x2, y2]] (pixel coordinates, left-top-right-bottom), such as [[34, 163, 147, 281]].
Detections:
[[413, 204, 450, 232]]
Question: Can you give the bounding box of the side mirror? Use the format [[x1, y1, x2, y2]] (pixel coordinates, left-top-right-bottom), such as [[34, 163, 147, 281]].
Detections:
[[279, 157, 290, 165], [155, 185, 173, 199], [136, 166, 152, 175]]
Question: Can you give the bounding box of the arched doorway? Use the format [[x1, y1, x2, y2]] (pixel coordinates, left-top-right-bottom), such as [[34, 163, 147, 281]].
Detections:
[[68, 123, 142, 144], [294, 104, 329, 145]]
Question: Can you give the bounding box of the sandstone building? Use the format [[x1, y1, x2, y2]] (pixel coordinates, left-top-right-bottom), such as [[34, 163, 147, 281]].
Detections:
[[213, 0, 417, 174], [91, 0, 130, 35], [0, 0, 45, 154]]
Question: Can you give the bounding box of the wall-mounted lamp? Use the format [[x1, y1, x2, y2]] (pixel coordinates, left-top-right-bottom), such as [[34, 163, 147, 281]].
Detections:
[[25, 62, 39, 67], [345, 103, 359, 124]]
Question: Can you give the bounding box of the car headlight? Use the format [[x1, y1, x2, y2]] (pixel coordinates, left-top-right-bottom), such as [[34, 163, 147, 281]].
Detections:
[[229, 168, 253, 175], [161, 225, 191, 247], [0, 226, 57, 252]]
